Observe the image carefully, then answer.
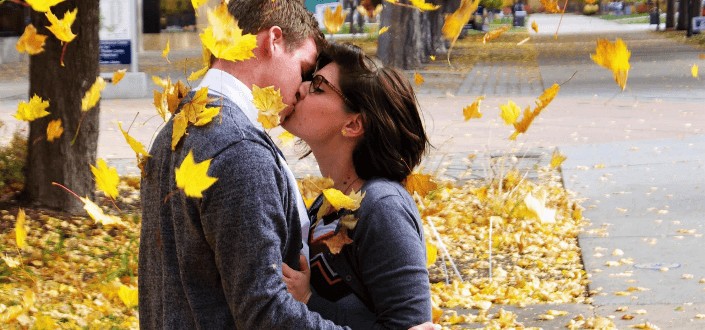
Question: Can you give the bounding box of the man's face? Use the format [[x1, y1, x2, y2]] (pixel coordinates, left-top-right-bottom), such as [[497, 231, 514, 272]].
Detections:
[[264, 37, 318, 115]]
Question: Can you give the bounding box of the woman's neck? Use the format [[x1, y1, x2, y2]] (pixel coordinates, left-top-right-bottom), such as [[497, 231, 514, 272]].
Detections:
[[312, 147, 362, 194]]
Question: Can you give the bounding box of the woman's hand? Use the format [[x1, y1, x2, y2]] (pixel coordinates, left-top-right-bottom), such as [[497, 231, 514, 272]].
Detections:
[[282, 255, 312, 304]]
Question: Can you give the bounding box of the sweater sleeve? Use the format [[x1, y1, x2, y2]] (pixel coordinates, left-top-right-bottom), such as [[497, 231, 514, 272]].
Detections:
[[199, 141, 344, 329], [354, 193, 433, 329]]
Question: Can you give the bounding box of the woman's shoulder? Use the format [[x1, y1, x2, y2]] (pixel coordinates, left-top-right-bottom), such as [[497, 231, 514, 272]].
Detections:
[[360, 178, 410, 202]]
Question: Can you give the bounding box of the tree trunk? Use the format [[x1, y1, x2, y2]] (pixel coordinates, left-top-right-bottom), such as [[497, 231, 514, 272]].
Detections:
[[689, 0, 702, 35], [377, 3, 423, 69], [677, 0, 689, 30], [424, 0, 449, 59], [666, 0, 675, 29], [24, 1, 99, 213]]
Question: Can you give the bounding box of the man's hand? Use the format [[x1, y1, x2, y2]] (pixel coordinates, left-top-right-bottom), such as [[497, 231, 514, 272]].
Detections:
[[282, 255, 312, 304], [408, 322, 441, 330]]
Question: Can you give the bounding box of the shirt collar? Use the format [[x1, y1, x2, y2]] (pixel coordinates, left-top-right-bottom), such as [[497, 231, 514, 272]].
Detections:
[[196, 68, 263, 130]]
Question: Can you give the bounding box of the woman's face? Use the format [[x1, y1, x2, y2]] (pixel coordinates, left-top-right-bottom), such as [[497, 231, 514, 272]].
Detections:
[[280, 63, 355, 147]]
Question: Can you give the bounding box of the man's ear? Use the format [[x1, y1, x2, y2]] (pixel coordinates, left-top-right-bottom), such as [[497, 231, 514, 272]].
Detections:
[[342, 114, 364, 138], [262, 26, 284, 57]]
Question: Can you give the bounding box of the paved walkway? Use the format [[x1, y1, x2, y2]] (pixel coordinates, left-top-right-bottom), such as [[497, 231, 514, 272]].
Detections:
[[1, 13, 704, 328]]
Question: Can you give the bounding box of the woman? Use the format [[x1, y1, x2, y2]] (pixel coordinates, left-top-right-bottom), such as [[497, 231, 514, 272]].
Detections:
[[280, 42, 432, 329]]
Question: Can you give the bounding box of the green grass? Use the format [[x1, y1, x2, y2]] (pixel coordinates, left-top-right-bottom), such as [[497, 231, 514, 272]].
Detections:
[[598, 13, 649, 20]]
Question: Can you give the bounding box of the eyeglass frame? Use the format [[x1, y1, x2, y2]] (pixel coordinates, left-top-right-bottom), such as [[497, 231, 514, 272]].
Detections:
[[309, 74, 352, 106]]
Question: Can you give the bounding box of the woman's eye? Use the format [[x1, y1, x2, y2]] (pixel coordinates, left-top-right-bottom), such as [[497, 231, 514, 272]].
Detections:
[[312, 87, 324, 94]]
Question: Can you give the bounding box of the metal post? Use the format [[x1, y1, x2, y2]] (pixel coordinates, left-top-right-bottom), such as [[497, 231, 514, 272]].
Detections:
[[130, 0, 138, 73]]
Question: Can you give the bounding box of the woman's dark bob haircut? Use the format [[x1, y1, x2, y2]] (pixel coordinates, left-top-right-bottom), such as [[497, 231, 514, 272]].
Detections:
[[316, 42, 430, 183]]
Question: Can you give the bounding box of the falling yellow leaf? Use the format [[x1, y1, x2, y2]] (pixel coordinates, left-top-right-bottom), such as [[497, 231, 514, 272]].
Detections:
[[191, 0, 209, 11], [90, 158, 120, 199], [483, 25, 511, 44], [278, 130, 295, 147], [322, 227, 354, 254], [357, 4, 383, 18], [16, 24, 47, 55], [112, 69, 127, 85], [81, 76, 106, 111], [509, 84, 560, 140], [80, 197, 127, 227], [692, 64, 699, 78], [46, 118, 63, 142], [531, 20, 539, 33], [463, 96, 484, 121], [252, 85, 287, 129], [442, 0, 481, 47], [118, 122, 150, 158], [118, 285, 138, 308], [534, 83, 560, 112], [591, 38, 631, 91], [524, 192, 556, 223], [550, 149, 567, 168], [188, 45, 211, 81], [175, 150, 218, 198], [540, 0, 561, 13], [170, 87, 220, 148], [162, 39, 171, 63], [500, 100, 521, 125], [324, 5, 347, 34], [2, 255, 20, 268], [15, 208, 27, 249], [199, 3, 257, 62], [172, 112, 188, 150], [322, 188, 363, 212], [14, 94, 50, 122], [25, 0, 65, 12], [405, 172, 438, 198], [426, 240, 438, 267], [409, 0, 441, 11], [414, 72, 424, 86], [430, 55, 436, 61], [378, 26, 390, 35], [45, 8, 77, 43]]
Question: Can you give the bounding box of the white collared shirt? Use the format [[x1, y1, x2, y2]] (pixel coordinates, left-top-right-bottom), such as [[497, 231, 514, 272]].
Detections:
[[197, 69, 311, 261]]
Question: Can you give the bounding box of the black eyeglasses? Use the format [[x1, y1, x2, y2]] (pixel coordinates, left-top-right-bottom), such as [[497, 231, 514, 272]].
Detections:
[[309, 74, 351, 105]]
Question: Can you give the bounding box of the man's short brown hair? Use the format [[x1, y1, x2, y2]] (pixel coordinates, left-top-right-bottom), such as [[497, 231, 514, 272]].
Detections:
[[229, 0, 325, 51]]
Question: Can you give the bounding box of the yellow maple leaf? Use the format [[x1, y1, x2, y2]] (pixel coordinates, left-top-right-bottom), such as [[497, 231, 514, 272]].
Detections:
[[14, 94, 50, 122], [118, 285, 138, 308], [426, 239, 438, 267], [2, 255, 20, 268], [175, 150, 218, 198], [152, 75, 169, 88], [322, 227, 354, 254], [692, 64, 699, 78], [405, 172, 438, 198], [531, 20, 538, 33], [25, 0, 65, 12], [252, 84, 287, 129], [483, 25, 511, 44], [191, 0, 209, 11], [430, 55, 436, 61], [45, 8, 77, 43], [80, 197, 126, 227], [16, 24, 47, 55], [162, 39, 171, 63], [278, 130, 295, 147], [81, 76, 106, 111], [188, 45, 211, 81], [117, 122, 150, 157], [442, 0, 481, 47], [500, 100, 521, 125], [46, 118, 63, 142], [15, 208, 27, 249], [199, 3, 257, 62], [463, 96, 484, 121], [509, 105, 536, 140], [90, 158, 120, 199], [591, 38, 631, 90], [324, 5, 347, 34], [322, 188, 363, 211], [534, 83, 560, 112], [112, 69, 127, 85], [378, 26, 390, 35], [414, 72, 424, 86], [357, 4, 383, 18], [550, 149, 567, 168], [540, 0, 561, 13], [171, 112, 188, 150], [410, 0, 441, 11]]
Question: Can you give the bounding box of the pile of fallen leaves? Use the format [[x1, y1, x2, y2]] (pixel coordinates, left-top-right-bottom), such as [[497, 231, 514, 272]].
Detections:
[[0, 180, 140, 328], [418, 163, 588, 327]]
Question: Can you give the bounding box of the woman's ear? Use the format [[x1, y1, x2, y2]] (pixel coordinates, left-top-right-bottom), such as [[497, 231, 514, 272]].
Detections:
[[342, 114, 364, 138]]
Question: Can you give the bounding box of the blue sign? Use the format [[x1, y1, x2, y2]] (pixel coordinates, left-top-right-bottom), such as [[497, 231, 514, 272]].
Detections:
[[305, 0, 339, 12], [99, 40, 131, 65]]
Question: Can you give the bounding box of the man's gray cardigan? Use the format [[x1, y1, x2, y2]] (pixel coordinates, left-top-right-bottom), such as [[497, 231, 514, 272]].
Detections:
[[138, 92, 341, 329]]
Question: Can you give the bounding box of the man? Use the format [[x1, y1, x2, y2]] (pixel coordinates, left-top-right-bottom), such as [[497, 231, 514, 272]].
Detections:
[[138, 0, 341, 328]]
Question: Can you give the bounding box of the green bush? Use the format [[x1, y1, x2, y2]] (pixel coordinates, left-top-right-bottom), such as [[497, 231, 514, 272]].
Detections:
[[482, 0, 504, 10], [0, 126, 27, 195]]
